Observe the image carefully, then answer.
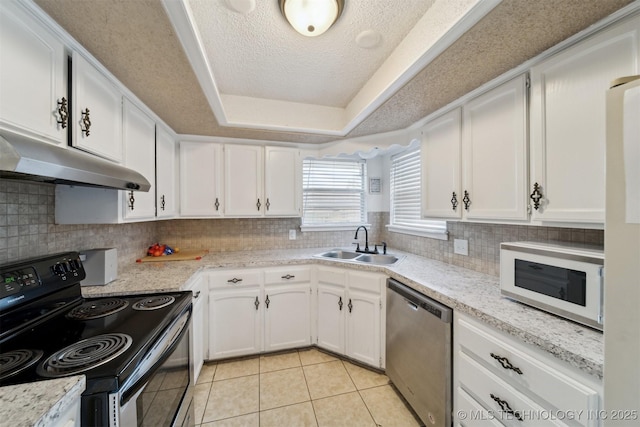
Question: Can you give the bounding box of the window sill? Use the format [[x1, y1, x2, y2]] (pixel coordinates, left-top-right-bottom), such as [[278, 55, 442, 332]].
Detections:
[[386, 224, 449, 241], [301, 223, 372, 232]]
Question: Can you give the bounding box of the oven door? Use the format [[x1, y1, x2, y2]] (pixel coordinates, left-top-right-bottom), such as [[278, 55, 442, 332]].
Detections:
[[116, 308, 194, 427]]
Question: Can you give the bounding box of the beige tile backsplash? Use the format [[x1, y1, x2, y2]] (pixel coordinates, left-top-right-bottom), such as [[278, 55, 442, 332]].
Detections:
[[0, 180, 603, 276]]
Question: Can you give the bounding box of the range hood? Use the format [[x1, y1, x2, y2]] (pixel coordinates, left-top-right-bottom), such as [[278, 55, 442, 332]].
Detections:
[[0, 134, 151, 192]]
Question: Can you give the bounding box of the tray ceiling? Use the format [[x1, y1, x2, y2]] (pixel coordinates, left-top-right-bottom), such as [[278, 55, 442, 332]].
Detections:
[[33, 0, 634, 144]]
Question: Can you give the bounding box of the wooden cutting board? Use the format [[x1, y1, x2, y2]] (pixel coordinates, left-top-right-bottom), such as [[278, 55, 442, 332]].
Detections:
[[136, 249, 209, 263]]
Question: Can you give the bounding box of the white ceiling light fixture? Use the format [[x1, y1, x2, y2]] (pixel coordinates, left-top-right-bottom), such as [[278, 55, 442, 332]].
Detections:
[[279, 0, 345, 37]]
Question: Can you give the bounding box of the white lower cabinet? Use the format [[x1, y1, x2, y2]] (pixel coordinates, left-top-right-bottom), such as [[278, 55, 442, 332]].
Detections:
[[454, 312, 601, 427], [207, 266, 311, 360], [187, 274, 208, 383], [316, 267, 385, 368]]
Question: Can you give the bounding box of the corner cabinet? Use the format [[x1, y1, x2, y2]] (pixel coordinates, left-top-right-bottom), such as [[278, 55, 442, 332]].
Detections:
[[224, 145, 302, 217], [71, 52, 123, 163], [179, 141, 223, 217], [0, 0, 67, 144], [529, 15, 640, 224], [421, 74, 528, 222], [454, 312, 601, 427], [316, 266, 385, 368]]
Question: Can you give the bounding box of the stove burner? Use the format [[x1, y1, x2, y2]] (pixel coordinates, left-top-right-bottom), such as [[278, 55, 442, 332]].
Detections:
[[132, 295, 175, 311], [0, 349, 44, 380], [66, 298, 129, 320], [37, 333, 133, 378]]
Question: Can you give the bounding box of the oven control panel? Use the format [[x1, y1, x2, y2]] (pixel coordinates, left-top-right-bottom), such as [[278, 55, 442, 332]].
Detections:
[[1, 266, 39, 298]]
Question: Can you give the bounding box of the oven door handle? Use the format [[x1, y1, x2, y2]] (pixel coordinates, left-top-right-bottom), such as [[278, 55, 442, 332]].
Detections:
[[119, 306, 192, 405]]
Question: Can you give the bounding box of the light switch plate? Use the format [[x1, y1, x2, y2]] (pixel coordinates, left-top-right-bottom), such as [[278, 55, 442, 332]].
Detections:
[[454, 239, 468, 256], [289, 229, 296, 240]]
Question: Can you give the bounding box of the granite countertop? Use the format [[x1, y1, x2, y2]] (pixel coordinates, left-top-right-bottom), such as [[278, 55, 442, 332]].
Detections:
[[82, 247, 604, 380], [0, 376, 85, 427]]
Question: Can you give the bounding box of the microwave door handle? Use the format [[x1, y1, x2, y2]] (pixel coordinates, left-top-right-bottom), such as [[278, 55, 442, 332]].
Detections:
[[598, 266, 605, 325]]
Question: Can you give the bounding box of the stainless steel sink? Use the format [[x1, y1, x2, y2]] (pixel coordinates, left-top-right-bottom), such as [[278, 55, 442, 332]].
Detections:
[[315, 249, 403, 265], [318, 250, 361, 260], [353, 253, 400, 264]]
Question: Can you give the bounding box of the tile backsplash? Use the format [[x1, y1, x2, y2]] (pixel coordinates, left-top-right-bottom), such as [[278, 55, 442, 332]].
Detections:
[[1, 180, 603, 276]]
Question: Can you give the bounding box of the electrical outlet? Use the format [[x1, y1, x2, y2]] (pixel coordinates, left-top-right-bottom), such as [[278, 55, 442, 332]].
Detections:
[[289, 229, 296, 240], [454, 239, 468, 256]]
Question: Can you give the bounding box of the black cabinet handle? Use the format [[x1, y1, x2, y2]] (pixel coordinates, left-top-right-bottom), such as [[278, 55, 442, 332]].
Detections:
[[266, 198, 271, 211], [451, 192, 458, 211], [462, 190, 471, 211], [530, 182, 543, 210], [281, 274, 295, 280], [57, 97, 68, 129], [490, 353, 523, 374], [215, 197, 220, 211], [265, 295, 270, 309], [254, 296, 260, 310], [80, 108, 91, 136], [227, 278, 242, 284], [256, 198, 261, 210], [160, 195, 166, 211], [490, 394, 523, 421], [338, 296, 343, 311], [128, 191, 135, 210], [348, 299, 353, 313]]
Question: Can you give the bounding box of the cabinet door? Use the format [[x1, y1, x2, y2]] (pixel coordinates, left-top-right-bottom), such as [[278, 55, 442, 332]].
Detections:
[[179, 141, 223, 217], [264, 283, 311, 351], [156, 127, 176, 218], [224, 144, 263, 216], [462, 75, 528, 220], [530, 16, 640, 223], [346, 287, 381, 367], [316, 282, 346, 355], [0, 1, 67, 144], [209, 288, 262, 359], [72, 52, 123, 162], [122, 98, 156, 221], [264, 146, 301, 217], [421, 108, 462, 219]]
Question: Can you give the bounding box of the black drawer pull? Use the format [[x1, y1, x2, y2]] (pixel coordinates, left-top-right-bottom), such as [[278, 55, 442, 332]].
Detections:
[[490, 353, 523, 374], [281, 274, 295, 280], [227, 278, 243, 284], [490, 393, 523, 421]]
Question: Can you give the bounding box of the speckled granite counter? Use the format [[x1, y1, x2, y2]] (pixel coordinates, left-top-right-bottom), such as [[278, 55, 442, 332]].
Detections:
[[0, 376, 85, 427], [81, 247, 604, 380]]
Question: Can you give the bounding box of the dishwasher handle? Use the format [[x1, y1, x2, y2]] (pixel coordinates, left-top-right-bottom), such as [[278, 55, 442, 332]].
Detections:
[[387, 278, 452, 323]]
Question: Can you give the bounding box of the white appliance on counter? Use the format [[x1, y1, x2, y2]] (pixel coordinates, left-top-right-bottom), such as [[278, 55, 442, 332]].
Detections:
[[500, 241, 604, 330], [604, 75, 640, 417]]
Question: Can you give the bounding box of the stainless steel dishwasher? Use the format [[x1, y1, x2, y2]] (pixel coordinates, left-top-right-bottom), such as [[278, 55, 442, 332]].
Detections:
[[386, 278, 452, 427]]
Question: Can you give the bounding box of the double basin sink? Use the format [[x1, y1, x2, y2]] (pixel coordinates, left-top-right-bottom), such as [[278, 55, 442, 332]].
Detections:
[[315, 249, 404, 265]]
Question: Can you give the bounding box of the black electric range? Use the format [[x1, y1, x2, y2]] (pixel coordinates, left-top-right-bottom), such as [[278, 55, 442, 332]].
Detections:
[[0, 252, 194, 426]]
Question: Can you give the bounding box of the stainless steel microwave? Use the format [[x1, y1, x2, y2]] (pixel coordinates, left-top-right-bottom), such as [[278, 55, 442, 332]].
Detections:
[[500, 242, 604, 331]]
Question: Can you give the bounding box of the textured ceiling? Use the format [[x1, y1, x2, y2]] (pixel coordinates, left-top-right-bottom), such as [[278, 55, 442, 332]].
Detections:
[[34, 0, 634, 144]]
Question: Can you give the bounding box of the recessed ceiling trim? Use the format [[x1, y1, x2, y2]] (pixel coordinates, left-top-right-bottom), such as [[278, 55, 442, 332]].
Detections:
[[164, 0, 500, 136], [161, 0, 228, 124]]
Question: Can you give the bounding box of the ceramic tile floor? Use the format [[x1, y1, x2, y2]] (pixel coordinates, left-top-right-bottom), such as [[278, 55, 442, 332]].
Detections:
[[193, 348, 424, 427]]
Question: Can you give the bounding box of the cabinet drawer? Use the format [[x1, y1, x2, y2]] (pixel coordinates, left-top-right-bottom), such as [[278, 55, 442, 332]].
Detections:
[[209, 269, 262, 289], [457, 316, 599, 421], [348, 270, 383, 293], [456, 387, 505, 427], [459, 352, 565, 426], [317, 267, 347, 285], [264, 266, 310, 285]]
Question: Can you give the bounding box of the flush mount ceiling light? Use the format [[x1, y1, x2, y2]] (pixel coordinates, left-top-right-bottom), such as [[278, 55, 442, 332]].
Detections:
[[279, 0, 345, 37]]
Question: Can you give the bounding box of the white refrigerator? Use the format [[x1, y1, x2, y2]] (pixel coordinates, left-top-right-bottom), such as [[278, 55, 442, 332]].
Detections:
[[604, 75, 640, 420]]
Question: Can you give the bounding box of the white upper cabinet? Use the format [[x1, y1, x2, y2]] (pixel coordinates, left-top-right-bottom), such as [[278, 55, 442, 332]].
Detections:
[[264, 146, 302, 216], [421, 108, 463, 219], [530, 15, 640, 224], [156, 127, 177, 219], [183, 144, 301, 218], [422, 76, 528, 223], [462, 74, 528, 221], [179, 141, 223, 217], [122, 98, 156, 221], [72, 52, 123, 163], [0, 1, 67, 144], [224, 144, 264, 216]]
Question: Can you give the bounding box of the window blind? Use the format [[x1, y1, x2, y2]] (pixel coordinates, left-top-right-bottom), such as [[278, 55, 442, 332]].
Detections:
[[390, 147, 447, 236], [302, 159, 366, 226]]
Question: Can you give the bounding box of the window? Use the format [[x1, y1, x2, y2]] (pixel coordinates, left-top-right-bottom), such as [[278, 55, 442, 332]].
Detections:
[[302, 158, 366, 229], [389, 147, 447, 239]]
